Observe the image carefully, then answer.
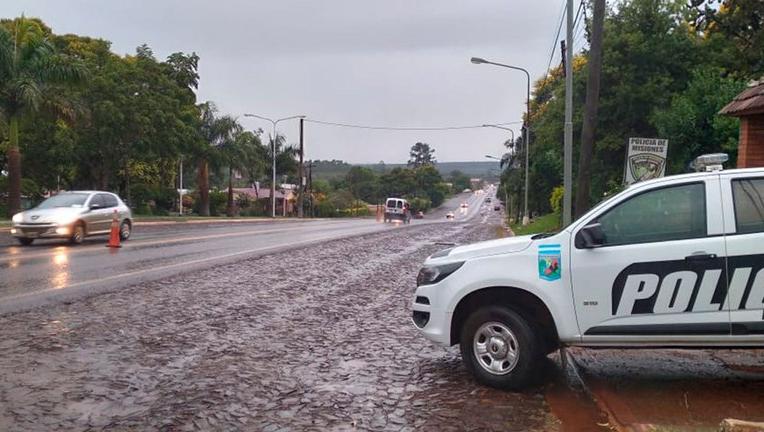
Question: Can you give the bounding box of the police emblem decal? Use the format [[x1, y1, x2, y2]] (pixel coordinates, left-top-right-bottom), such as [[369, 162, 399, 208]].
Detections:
[[628, 153, 665, 183], [538, 244, 561, 281]]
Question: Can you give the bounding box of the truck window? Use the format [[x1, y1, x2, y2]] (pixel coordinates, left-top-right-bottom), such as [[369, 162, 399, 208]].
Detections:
[[386, 199, 395, 208], [596, 182, 706, 246], [732, 178, 764, 234]]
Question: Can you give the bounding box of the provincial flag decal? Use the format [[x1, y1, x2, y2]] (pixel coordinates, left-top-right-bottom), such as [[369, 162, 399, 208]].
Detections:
[[538, 244, 561, 282]]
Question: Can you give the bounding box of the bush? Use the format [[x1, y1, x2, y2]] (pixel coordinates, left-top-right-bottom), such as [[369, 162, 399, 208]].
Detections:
[[407, 196, 432, 213], [549, 186, 564, 215], [208, 191, 227, 216], [131, 183, 177, 215]]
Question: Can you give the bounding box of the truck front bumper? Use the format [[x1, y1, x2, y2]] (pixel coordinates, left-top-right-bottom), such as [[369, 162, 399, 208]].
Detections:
[[411, 282, 453, 346]]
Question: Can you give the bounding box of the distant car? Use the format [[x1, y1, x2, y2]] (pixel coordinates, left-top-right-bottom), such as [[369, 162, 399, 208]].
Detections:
[[486, 198, 492, 203], [446, 212, 455, 220], [11, 191, 132, 246], [494, 205, 501, 211], [460, 203, 469, 209], [414, 211, 425, 219], [384, 197, 411, 224], [462, 189, 472, 193]]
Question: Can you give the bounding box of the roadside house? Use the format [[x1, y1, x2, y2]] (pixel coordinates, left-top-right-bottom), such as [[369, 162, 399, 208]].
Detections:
[[720, 79, 764, 168]]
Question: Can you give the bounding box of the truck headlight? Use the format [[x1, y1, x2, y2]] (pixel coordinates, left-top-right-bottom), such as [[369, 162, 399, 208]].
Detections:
[[417, 262, 464, 287], [12, 213, 23, 224]]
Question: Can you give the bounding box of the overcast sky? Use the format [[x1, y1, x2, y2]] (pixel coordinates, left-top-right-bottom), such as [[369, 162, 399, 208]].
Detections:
[[2, 0, 566, 163]]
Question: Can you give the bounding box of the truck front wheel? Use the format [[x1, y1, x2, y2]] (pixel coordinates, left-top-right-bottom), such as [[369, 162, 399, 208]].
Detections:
[[459, 306, 542, 390]]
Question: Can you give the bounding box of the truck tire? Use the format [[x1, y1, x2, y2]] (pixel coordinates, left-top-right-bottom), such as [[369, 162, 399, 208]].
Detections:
[[459, 305, 542, 390]]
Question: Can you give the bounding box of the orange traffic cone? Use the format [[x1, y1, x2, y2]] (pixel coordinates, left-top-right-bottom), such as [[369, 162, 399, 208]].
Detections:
[[107, 209, 121, 248]]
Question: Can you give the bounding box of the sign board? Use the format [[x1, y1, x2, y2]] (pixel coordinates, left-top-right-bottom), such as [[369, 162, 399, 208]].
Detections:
[[624, 138, 668, 185]]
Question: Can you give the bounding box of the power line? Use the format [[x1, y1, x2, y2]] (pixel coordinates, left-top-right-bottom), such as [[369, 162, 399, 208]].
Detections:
[[303, 119, 523, 132], [545, 0, 568, 75], [573, 0, 585, 33]]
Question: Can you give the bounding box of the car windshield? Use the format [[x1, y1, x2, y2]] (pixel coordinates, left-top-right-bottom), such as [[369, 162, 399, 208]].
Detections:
[[36, 193, 90, 209]]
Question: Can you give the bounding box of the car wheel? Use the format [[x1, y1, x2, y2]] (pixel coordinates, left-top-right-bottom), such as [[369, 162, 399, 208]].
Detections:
[[460, 306, 542, 390], [70, 223, 85, 245], [119, 221, 131, 241], [17, 238, 34, 246]]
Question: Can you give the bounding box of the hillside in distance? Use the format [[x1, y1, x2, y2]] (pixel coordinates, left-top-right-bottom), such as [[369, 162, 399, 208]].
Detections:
[[310, 160, 501, 181]]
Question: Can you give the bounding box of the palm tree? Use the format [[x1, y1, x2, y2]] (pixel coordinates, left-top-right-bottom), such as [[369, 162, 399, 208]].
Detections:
[[0, 17, 84, 216], [266, 133, 298, 215], [196, 103, 237, 216], [218, 128, 262, 217]]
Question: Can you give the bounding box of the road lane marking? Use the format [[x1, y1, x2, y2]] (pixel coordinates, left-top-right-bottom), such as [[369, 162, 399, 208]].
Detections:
[[0, 224, 404, 303], [0, 220, 377, 264]]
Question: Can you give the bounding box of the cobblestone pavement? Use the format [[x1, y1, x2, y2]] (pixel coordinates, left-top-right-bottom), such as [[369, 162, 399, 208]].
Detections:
[[0, 222, 560, 431]]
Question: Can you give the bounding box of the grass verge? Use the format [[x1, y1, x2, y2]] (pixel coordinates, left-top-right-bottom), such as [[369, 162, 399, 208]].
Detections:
[[510, 212, 561, 236]]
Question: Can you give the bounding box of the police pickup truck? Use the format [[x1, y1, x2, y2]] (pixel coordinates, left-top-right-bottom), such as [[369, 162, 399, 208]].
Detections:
[[412, 156, 764, 389]]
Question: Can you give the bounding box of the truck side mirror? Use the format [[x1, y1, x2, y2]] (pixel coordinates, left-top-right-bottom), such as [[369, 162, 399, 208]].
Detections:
[[578, 223, 605, 248]]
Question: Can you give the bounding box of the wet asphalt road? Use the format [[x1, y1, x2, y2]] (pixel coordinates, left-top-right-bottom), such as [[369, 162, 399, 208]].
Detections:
[[0, 191, 488, 315], [2, 188, 764, 431]]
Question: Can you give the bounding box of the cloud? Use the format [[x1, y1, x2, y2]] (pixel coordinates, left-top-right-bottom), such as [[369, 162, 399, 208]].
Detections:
[[2, 0, 562, 162]]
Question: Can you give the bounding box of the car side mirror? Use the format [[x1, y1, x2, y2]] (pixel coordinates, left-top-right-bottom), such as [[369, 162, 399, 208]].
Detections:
[[578, 223, 605, 248]]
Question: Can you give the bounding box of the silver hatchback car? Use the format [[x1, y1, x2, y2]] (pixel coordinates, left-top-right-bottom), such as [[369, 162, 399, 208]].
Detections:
[[11, 191, 132, 246]]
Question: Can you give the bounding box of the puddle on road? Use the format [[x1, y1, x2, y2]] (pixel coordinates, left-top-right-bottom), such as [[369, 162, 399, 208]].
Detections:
[[574, 349, 764, 431], [541, 357, 612, 432], [544, 381, 611, 432]]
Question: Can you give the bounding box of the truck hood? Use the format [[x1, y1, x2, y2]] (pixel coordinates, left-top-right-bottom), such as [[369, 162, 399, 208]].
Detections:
[[429, 235, 535, 263]]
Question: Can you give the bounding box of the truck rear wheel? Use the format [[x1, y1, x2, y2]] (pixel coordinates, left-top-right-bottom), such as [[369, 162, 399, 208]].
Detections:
[[459, 305, 542, 390]]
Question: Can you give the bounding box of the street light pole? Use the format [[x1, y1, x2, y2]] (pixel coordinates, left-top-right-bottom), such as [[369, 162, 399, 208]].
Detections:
[[244, 113, 305, 218], [471, 57, 531, 225], [482, 124, 515, 145]]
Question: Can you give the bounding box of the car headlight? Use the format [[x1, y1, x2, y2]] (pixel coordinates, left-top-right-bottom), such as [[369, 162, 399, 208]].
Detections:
[[12, 213, 23, 223], [416, 261, 464, 287]]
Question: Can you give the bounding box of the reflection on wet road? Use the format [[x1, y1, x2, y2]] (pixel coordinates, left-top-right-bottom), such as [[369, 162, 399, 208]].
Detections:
[[0, 190, 491, 314]]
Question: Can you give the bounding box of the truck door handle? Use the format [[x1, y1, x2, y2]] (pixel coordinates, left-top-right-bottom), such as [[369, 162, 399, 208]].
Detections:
[[684, 253, 717, 262]]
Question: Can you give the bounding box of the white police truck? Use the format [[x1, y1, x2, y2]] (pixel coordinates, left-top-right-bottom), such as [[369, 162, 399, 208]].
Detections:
[[412, 156, 764, 389]]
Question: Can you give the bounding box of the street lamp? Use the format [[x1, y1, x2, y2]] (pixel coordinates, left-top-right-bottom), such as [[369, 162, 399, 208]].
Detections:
[[472, 57, 531, 226], [482, 124, 514, 145], [244, 113, 305, 218]]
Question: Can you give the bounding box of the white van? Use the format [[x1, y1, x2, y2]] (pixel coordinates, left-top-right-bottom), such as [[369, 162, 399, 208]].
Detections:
[[384, 198, 410, 224]]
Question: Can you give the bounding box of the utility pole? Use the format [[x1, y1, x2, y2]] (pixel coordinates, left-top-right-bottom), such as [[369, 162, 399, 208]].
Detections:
[[243, 114, 304, 218], [563, 0, 574, 227], [575, 0, 606, 218], [307, 162, 315, 217], [179, 157, 184, 216], [298, 118, 305, 218]]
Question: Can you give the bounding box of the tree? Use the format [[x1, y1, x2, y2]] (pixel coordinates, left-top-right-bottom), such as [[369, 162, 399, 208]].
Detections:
[[345, 166, 379, 204], [218, 127, 262, 216], [689, 0, 764, 78], [575, 0, 606, 218], [448, 170, 472, 192], [408, 142, 436, 168], [414, 165, 447, 207], [0, 17, 85, 216], [652, 66, 745, 172], [196, 103, 237, 216]]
